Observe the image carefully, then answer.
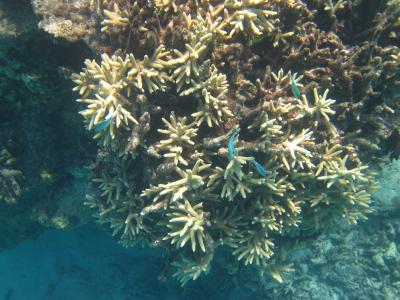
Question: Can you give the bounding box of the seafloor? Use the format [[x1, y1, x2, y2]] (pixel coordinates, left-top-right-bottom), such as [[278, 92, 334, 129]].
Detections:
[[0, 0, 399, 299]]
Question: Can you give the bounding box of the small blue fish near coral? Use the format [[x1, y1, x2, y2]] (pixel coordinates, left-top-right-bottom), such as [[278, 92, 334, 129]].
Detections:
[[228, 127, 239, 159], [94, 116, 112, 132], [291, 76, 301, 99], [250, 157, 267, 177]]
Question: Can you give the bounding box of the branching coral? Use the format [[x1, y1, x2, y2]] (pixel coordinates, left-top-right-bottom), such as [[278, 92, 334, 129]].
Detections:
[[101, 3, 130, 33], [183, 64, 233, 127], [64, 0, 394, 287], [72, 45, 171, 148], [85, 155, 152, 247], [248, 110, 283, 143], [317, 155, 368, 189], [165, 200, 209, 252], [157, 112, 198, 166], [295, 88, 336, 123], [273, 128, 315, 170], [232, 228, 274, 265], [323, 0, 347, 18], [172, 253, 213, 286], [126, 45, 172, 94], [73, 53, 139, 144], [159, 159, 210, 202], [169, 39, 210, 91], [225, 3, 277, 38]]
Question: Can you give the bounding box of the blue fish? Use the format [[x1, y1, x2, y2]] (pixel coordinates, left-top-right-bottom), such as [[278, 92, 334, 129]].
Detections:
[[228, 127, 239, 160], [94, 116, 112, 132], [250, 157, 267, 177], [291, 77, 301, 99]]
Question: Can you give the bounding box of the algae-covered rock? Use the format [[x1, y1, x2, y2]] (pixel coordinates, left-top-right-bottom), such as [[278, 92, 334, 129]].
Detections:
[[0, 3, 95, 249], [0, 0, 36, 37]]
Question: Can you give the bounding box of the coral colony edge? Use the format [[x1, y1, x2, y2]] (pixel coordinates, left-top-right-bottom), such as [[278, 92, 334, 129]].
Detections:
[[1, 0, 397, 290]]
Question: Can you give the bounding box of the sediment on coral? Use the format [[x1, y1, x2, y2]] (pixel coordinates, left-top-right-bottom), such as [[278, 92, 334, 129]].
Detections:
[[59, 0, 399, 286]]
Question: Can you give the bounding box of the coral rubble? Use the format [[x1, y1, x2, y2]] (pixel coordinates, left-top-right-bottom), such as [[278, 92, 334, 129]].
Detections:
[[260, 209, 400, 299]]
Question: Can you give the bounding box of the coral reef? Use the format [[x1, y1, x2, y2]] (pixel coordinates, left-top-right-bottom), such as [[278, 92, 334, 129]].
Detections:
[[0, 10, 94, 250], [31, 0, 102, 48], [0, 1, 36, 37], [34, 0, 397, 286], [259, 212, 400, 299], [0, 148, 23, 204]]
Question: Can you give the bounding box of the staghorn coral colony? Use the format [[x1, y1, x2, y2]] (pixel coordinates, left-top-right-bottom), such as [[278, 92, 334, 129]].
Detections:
[[33, 0, 399, 285]]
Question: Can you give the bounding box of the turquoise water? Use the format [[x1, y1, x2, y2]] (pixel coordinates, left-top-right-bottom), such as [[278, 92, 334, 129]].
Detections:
[[1, 212, 398, 299], [0, 225, 258, 300], [0, 226, 169, 300]]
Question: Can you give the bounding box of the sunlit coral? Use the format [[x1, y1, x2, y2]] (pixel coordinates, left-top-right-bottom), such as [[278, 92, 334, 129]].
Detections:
[[61, 0, 395, 286]]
